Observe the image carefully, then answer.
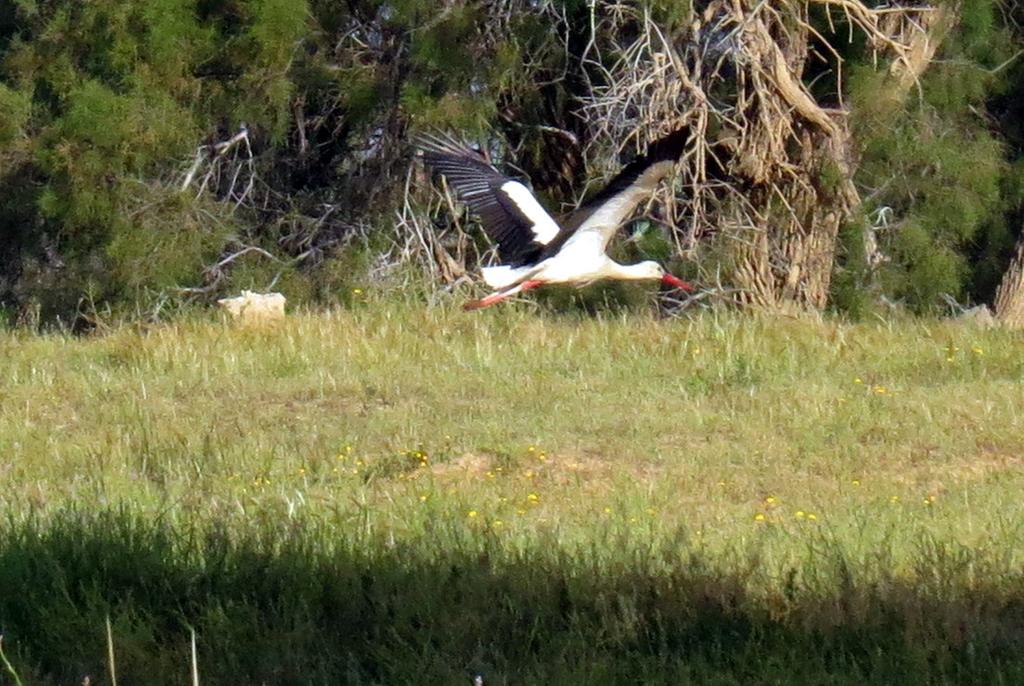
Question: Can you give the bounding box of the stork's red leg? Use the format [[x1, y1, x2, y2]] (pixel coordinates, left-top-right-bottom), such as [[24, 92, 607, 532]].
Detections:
[[463, 280, 543, 311], [463, 292, 513, 311]]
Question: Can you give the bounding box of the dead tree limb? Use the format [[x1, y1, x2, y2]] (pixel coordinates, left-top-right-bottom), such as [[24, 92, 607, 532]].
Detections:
[[180, 124, 255, 208], [576, 0, 942, 311], [994, 240, 1024, 328]]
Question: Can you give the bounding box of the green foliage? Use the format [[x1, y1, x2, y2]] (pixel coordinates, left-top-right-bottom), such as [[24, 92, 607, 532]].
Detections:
[[641, 0, 693, 30], [0, 0, 320, 320], [106, 195, 232, 293], [631, 219, 674, 261], [239, 0, 309, 140], [409, 5, 479, 80], [829, 219, 872, 319], [343, 65, 385, 122], [0, 0, 579, 322], [0, 82, 29, 143], [855, 112, 1005, 308], [842, 1, 1024, 314]]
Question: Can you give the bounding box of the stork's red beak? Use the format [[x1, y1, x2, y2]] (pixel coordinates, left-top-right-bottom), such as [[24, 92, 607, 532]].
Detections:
[[661, 273, 695, 292]]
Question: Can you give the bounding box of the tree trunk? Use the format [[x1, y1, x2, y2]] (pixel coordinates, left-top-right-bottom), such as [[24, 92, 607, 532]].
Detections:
[[881, 4, 958, 102], [575, 1, 947, 312], [713, 4, 861, 311], [994, 239, 1024, 328]]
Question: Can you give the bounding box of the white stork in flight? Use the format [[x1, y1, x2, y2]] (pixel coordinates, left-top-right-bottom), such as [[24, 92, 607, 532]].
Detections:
[[419, 129, 695, 310]]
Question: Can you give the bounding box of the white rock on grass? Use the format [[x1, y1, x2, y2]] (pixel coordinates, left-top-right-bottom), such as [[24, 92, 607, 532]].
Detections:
[[957, 305, 997, 328], [217, 290, 286, 322]]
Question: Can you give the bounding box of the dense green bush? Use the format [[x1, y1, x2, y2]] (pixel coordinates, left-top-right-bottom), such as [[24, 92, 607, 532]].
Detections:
[[835, 1, 1024, 314], [0, 0, 582, 324], [0, 0, 309, 321]]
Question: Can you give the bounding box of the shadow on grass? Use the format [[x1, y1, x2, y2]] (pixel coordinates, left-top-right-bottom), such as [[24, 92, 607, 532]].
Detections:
[[1, 509, 1023, 686]]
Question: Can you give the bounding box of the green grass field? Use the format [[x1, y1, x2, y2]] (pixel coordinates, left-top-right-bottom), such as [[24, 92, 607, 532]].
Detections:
[[2, 298, 1023, 685]]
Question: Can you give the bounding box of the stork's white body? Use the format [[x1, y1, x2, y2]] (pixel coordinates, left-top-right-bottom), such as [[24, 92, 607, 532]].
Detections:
[[482, 252, 662, 291], [420, 133, 692, 309], [482, 162, 675, 293]]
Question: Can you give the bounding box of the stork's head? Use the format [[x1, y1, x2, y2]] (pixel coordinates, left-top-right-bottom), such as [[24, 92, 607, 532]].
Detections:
[[634, 261, 695, 292]]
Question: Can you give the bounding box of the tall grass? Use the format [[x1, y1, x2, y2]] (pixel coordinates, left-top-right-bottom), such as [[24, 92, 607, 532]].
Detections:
[[1, 298, 1023, 683]]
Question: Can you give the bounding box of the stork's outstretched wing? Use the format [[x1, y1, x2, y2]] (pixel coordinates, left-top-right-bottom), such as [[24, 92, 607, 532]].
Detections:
[[551, 128, 691, 255], [418, 134, 561, 267]]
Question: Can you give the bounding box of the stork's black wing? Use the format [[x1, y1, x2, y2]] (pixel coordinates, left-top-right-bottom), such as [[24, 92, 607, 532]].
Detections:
[[418, 134, 561, 266], [554, 127, 692, 248]]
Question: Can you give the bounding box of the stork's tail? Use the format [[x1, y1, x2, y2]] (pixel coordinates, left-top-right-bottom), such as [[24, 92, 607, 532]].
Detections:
[[480, 265, 533, 290]]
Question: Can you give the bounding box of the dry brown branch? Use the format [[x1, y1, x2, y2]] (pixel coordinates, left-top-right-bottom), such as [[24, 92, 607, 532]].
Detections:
[[394, 0, 946, 312], [575, 0, 940, 311], [994, 240, 1024, 328], [175, 242, 315, 296], [181, 126, 250, 189], [877, 3, 957, 101], [394, 163, 473, 284], [181, 124, 258, 212]]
